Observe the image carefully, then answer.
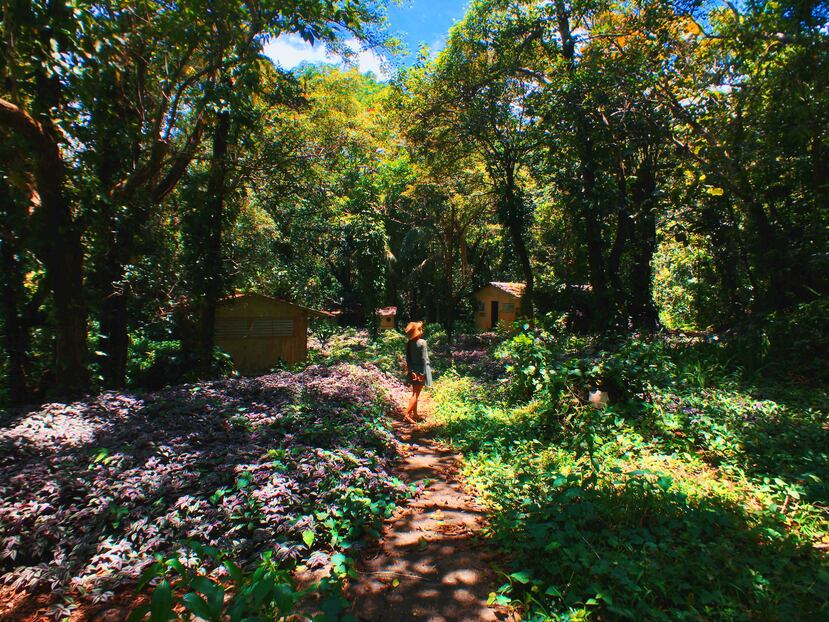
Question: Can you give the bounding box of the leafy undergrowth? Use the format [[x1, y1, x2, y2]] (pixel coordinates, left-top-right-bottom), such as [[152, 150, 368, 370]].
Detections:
[[308, 325, 505, 380], [309, 329, 409, 376], [430, 319, 829, 621], [0, 364, 410, 619]]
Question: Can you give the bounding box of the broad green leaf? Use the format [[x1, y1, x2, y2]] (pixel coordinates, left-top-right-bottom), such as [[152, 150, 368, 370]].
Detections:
[[150, 580, 173, 622], [126, 605, 151, 622], [302, 529, 315, 548], [510, 570, 532, 584], [181, 593, 213, 620]]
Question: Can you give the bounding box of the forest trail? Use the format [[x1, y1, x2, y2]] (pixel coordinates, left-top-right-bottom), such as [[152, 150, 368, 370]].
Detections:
[[348, 397, 509, 622]]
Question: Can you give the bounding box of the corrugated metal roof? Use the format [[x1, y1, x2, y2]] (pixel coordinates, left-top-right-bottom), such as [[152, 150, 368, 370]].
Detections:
[[221, 292, 335, 318], [487, 282, 526, 298]]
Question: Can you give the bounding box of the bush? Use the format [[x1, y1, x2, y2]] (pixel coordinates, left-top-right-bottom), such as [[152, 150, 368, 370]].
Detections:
[[127, 338, 235, 389], [499, 320, 673, 408], [727, 298, 829, 378], [431, 327, 829, 622], [423, 322, 447, 352], [600, 339, 675, 399], [664, 298, 829, 385], [131, 542, 353, 622], [311, 328, 369, 365], [369, 329, 407, 374]]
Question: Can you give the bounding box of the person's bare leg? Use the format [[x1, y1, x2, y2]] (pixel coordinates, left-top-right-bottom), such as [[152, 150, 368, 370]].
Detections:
[[405, 391, 416, 421], [404, 390, 414, 420], [405, 385, 422, 423], [411, 385, 423, 421]]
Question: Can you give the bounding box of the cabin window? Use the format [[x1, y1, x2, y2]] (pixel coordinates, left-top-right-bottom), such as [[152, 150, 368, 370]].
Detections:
[[503, 303, 515, 313], [215, 319, 249, 338], [251, 319, 294, 337], [475, 300, 484, 312]]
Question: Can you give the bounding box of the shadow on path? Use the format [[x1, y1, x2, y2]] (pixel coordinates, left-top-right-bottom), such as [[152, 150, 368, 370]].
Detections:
[[349, 411, 513, 622]]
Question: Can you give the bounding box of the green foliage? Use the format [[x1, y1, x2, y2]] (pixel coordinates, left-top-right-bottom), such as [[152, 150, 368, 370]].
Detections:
[[130, 542, 355, 622], [126, 338, 235, 390], [725, 298, 829, 379], [481, 463, 828, 621], [431, 320, 829, 621], [0, 0, 393, 398], [310, 328, 409, 376], [499, 320, 674, 407], [652, 236, 722, 330], [422, 323, 447, 352], [253, 66, 396, 317], [371, 329, 409, 374]]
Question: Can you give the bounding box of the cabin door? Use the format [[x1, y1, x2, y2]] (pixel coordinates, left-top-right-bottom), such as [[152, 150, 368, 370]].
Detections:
[[491, 301, 499, 329]]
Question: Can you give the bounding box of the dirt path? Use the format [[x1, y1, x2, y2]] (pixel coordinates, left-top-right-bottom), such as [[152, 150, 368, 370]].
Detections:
[[349, 401, 509, 622]]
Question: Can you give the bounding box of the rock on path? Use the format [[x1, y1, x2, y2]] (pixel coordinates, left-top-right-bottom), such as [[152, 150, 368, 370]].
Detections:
[[349, 416, 509, 622]]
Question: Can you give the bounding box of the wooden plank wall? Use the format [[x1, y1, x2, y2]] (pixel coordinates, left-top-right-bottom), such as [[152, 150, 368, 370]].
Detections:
[[473, 286, 522, 331], [215, 296, 309, 374]]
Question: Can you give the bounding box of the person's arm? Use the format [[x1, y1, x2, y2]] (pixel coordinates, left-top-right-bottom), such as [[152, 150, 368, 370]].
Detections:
[[414, 339, 429, 371], [420, 339, 430, 368], [404, 340, 412, 373]]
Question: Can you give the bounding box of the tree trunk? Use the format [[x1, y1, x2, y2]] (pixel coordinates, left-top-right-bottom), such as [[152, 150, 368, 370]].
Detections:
[[745, 199, 789, 311], [89, 82, 132, 389], [91, 98, 205, 388], [445, 240, 456, 345], [577, 131, 610, 328], [97, 246, 131, 389], [0, 182, 31, 404], [607, 210, 631, 316], [553, 1, 610, 329], [629, 161, 658, 333], [607, 157, 634, 316], [43, 195, 88, 396], [0, 244, 30, 404], [0, 103, 89, 395], [195, 109, 231, 375], [500, 166, 534, 319]]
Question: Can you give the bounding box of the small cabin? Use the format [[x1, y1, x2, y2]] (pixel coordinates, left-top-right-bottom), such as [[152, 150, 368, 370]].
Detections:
[[376, 306, 397, 331], [473, 282, 526, 331], [215, 293, 332, 374]]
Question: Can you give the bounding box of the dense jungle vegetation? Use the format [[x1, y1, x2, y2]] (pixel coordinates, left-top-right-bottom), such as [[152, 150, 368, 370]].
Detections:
[[1, 0, 827, 620], [1, 0, 827, 402]]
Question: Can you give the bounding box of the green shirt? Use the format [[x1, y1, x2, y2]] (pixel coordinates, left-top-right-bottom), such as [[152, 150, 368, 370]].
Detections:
[[406, 338, 432, 385]]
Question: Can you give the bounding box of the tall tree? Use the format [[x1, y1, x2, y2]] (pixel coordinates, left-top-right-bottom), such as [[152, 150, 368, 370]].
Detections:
[[392, 3, 546, 317], [0, 0, 92, 394]]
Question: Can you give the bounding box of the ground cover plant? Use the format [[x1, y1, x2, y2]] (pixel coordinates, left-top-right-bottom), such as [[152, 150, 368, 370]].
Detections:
[[309, 325, 501, 380], [0, 364, 410, 620], [309, 328, 409, 376], [429, 309, 829, 621]]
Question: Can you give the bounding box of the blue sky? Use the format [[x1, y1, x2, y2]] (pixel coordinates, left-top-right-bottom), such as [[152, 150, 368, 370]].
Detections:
[[387, 0, 470, 59], [263, 0, 470, 79]]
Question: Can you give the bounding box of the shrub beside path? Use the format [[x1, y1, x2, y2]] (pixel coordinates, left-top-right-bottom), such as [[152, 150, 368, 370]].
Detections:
[[349, 397, 511, 622]]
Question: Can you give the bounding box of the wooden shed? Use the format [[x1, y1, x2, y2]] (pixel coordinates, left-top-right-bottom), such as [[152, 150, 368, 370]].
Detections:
[[215, 293, 332, 374], [376, 306, 397, 331], [473, 282, 526, 331]]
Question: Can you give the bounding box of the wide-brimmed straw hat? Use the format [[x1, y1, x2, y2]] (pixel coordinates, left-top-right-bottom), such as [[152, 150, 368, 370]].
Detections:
[[404, 321, 423, 340]]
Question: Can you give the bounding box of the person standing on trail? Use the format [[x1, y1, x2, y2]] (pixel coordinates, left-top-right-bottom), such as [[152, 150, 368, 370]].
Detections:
[[403, 321, 432, 423]]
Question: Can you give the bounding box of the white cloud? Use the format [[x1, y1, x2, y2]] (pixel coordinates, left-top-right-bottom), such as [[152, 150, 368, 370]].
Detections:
[[428, 37, 446, 59], [263, 34, 390, 80], [262, 34, 331, 67]]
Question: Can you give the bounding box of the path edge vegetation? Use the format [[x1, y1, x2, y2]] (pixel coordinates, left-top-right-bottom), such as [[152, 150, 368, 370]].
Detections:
[[426, 315, 828, 621]]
